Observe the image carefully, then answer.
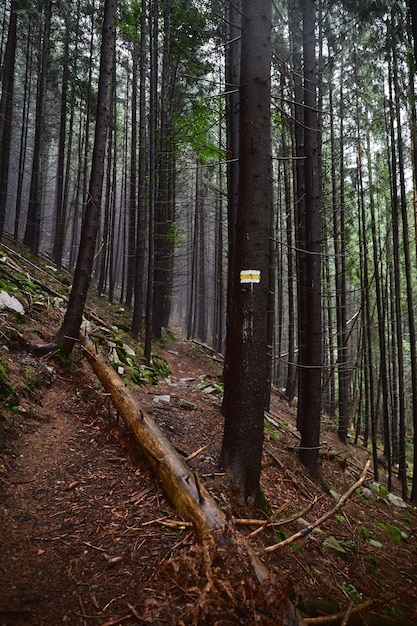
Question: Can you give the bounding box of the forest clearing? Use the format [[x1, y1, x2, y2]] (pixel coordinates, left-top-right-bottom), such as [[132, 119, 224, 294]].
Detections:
[[0, 243, 416, 625]]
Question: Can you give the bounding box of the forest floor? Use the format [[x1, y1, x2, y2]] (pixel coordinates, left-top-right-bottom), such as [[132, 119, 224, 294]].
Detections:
[[0, 240, 416, 626]]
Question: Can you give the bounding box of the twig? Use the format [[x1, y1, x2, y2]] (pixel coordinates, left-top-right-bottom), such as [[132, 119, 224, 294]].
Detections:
[[264, 461, 370, 553], [186, 443, 210, 461], [303, 598, 374, 624], [249, 497, 319, 538], [341, 600, 353, 626], [82, 540, 106, 552], [126, 602, 141, 620], [100, 613, 133, 625]]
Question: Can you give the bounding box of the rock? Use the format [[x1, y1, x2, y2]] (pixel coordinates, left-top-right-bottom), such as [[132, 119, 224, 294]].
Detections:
[[153, 395, 171, 403], [323, 536, 346, 554], [295, 517, 323, 534], [368, 539, 384, 549], [123, 343, 136, 356], [0, 291, 25, 315], [387, 493, 407, 508], [360, 487, 373, 499], [329, 489, 341, 502], [179, 399, 197, 410]]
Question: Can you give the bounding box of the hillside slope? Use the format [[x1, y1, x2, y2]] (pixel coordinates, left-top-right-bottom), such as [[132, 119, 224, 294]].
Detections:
[[0, 240, 416, 625]]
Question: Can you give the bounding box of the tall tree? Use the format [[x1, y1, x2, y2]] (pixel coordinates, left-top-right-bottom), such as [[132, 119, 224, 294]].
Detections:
[[52, 0, 117, 356], [144, 0, 158, 363], [22, 0, 52, 254], [296, 0, 322, 476], [132, 0, 147, 339], [220, 0, 273, 504], [0, 0, 17, 239]]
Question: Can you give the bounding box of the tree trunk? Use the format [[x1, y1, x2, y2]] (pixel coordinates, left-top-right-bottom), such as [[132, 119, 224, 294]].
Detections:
[[125, 42, 138, 308], [144, 0, 158, 363], [80, 336, 225, 534], [297, 0, 322, 476], [220, 0, 272, 505], [387, 52, 407, 499], [131, 0, 148, 339], [52, 16, 70, 267], [0, 0, 17, 239], [23, 0, 52, 254], [54, 0, 116, 357]]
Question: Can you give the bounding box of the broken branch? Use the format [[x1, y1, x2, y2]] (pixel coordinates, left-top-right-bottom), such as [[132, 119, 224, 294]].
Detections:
[[264, 461, 370, 553]]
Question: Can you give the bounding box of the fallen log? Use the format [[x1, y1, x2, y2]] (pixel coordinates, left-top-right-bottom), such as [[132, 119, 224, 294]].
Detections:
[[80, 335, 226, 537], [80, 334, 308, 625]]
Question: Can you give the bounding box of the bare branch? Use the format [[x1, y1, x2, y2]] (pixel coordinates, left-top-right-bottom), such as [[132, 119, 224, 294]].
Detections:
[[263, 461, 370, 553]]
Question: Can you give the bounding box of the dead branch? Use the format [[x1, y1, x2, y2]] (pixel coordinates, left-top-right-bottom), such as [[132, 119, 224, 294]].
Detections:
[[248, 497, 319, 538], [303, 599, 374, 624], [264, 461, 370, 553], [80, 334, 308, 625]]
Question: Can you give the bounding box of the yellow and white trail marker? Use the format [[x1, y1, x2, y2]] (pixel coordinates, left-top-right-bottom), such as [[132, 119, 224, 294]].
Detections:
[[240, 269, 261, 284]]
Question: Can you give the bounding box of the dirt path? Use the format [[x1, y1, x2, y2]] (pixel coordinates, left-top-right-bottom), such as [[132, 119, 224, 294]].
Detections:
[[1, 339, 417, 625], [0, 362, 165, 625]]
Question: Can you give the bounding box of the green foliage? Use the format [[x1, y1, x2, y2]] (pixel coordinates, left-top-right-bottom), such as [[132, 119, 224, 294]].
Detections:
[[166, 222, 184, 246], [367, 556, 378, 576], [0, 358, 17, 413], [340, 583, 363, 602], [264, 421, 279, 442], [22, 368, 39, 392], [359, 525, 371, 542], [0, 358, 7, 384], [118, 0, 142, 42], [172, 98, 225, 164]]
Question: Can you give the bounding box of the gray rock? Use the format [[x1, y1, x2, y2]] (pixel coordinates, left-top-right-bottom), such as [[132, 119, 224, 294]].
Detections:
[[387, 493, 407, 508], [0, 291, 24, 315]]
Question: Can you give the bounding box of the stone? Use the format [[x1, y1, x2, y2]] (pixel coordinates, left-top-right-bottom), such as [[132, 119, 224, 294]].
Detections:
[[387, 493, 407, 508], [179, 399, 197, 410], [153, 395, 170, 403], [0, 291, 24, 315]]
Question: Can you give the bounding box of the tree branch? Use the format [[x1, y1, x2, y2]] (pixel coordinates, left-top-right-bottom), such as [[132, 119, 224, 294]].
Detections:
[[263, 461, 370, 553]]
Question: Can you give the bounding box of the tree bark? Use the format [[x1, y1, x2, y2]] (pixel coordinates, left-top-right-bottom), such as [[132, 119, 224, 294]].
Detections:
[[297, 0, 322, 476], [0, 0, 17, 239], [54, 0, 116, 357], [22, 0, 52, 254], [220, 0, 273, 504]]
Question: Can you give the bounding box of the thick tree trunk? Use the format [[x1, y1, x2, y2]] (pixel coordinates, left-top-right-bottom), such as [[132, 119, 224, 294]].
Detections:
[[220, 0, 272, 504], [297, 0, 322, 476], [23, 0, 52, 254]]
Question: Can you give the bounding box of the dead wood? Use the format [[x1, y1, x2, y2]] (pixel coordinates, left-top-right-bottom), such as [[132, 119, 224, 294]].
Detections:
[[264, 460, 371, 553], [79, 334, 308, 625], [80, 335, 226, 537]]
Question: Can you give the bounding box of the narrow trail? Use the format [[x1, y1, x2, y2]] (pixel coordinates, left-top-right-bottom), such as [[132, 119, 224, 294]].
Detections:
[[0, 362, 159, 625]]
